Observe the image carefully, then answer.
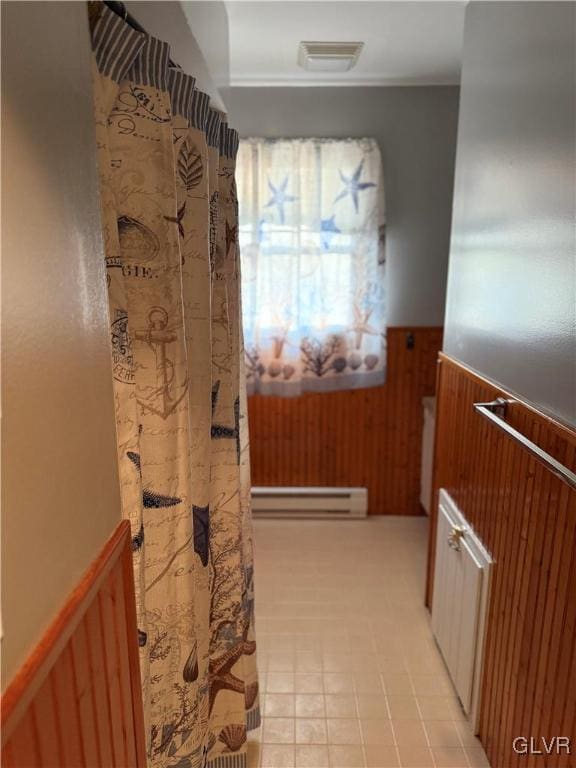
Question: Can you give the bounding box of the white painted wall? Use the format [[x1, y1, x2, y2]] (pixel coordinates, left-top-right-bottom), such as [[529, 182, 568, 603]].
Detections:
[[1, 2, 122, 686]]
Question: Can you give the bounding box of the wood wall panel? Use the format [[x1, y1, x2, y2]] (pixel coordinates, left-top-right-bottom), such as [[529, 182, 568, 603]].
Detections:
[[427, 354, 576, 768], [248, 326, 443, 515], [1, 520, 146, 768]]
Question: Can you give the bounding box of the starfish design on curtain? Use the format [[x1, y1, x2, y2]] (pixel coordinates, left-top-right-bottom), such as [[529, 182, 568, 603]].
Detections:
[[192, 504, 210, 567], [265, 176, 297, 225], [334, 159, 376, 213], [225, 219, 238, 256], [320, 214, 341, 250], [350, 304, 380, 349], [127, 450, 182, 508], [131, 523, 144, 551], [209, 628, 257, 715]]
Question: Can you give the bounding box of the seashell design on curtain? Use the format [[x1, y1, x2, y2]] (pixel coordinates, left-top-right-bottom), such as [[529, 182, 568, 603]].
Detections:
[[237, 137, 387, 396], [89, 6, 259, 768]]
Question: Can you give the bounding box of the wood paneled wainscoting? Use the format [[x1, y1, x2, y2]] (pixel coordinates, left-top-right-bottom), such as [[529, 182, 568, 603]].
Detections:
[[247, 326, 443, 515], [427, 354, 576, 768], [1, 521, 146, 767]]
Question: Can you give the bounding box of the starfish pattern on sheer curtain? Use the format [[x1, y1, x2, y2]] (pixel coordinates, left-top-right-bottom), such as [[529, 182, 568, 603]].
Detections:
[[237, 137, 386, 396]]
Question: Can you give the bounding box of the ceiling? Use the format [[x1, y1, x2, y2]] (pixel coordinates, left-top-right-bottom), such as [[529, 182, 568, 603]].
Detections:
[[226, 1, 466, 87]]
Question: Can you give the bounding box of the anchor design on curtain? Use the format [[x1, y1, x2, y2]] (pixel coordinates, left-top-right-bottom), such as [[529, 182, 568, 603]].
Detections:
[[134, 306, 189, 420]]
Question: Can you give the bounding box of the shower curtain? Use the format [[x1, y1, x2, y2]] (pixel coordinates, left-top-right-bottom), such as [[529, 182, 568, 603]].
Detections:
[[90, 7, 258, 768]]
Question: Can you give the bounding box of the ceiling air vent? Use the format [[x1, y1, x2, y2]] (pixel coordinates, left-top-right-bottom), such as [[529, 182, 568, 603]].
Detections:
[[298, 41, 364, 73]]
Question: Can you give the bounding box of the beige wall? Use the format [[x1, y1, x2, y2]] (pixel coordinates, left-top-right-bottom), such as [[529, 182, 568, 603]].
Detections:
[[1, 2, 121, 686]]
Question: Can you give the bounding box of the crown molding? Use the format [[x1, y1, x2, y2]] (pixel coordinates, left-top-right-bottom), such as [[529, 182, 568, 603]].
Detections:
[[229, 75, 461, 87]]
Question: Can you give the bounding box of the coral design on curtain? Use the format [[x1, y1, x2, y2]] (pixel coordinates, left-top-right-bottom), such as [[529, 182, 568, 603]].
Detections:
[[237, 137, 386, 396], [90, 7, 258, 768]]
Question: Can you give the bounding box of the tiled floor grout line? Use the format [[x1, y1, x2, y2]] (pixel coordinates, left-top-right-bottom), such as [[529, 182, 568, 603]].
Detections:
[[383, 677, 402, 768], [353, 684, 368, 768], [453, 702, 473, 768], [411, 673, 437, 768]]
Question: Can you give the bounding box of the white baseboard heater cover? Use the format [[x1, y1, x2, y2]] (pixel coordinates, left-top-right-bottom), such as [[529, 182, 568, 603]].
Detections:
[[431, 489, 493, 730], [251, 486, 368, 519]]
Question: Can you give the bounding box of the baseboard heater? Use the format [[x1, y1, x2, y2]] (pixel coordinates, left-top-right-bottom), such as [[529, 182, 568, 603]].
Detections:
[[251, 486, 368, 519]]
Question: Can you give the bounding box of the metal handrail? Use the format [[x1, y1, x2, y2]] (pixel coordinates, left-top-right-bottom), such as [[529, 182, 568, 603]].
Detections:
[[473, 398, 576, 491]]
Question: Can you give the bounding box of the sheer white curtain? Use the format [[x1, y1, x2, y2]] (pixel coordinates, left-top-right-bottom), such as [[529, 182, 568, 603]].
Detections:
[[237, 137, 386, 396]]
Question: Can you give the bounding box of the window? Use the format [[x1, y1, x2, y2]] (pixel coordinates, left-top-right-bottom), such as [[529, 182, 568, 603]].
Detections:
[[237, 137, 386, 396]]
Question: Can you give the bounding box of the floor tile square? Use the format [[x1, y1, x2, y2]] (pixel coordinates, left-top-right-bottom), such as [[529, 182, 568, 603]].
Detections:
[[324, 673, 355, 694], [411, 675, 452, 696], [382, 673, 413, 696], [416, 696, 457, 721], [295, 718, 328, 744], [261, 744, 295, 768], [325, 694, 358, 718], [354, 673, 386, 694], [361, 719, 395, 746], [265, 694, 296, 717], [295, 636, 321, 652], [296, 652, 323, 673], [397, 745, 434, 767], [357, 694, 389, 719], [295, 745, 330, 767], [267, 673, 295, 694], [431, 747, 468, 767], [365, 745, 400, 767], [268, 635, 297, 652], [295, 694, 326, 718], [386, 695, 420, 720], [263, 717, 296, 744], [391, 720, 428, 746], [294, 673, 324, 694], [268, 652, 296, 672], [329, 745, 365, 767], [377, 657, 408, 675], [351, 654, 380, 673], [323, 653, 354, 672], [423, 720, 461, 746], [327, 718, 363, 744]]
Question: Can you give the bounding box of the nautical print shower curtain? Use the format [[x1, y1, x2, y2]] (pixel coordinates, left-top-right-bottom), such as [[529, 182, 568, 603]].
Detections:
[[90, 6, 258, 768]]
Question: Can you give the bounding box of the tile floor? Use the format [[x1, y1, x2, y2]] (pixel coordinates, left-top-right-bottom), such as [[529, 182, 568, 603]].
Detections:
[[248, 517, 490, 768]]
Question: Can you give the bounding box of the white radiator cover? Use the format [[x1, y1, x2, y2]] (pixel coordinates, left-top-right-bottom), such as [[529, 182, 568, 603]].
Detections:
[[432, 489, 493, 729], [251, 486, 367, 519]]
